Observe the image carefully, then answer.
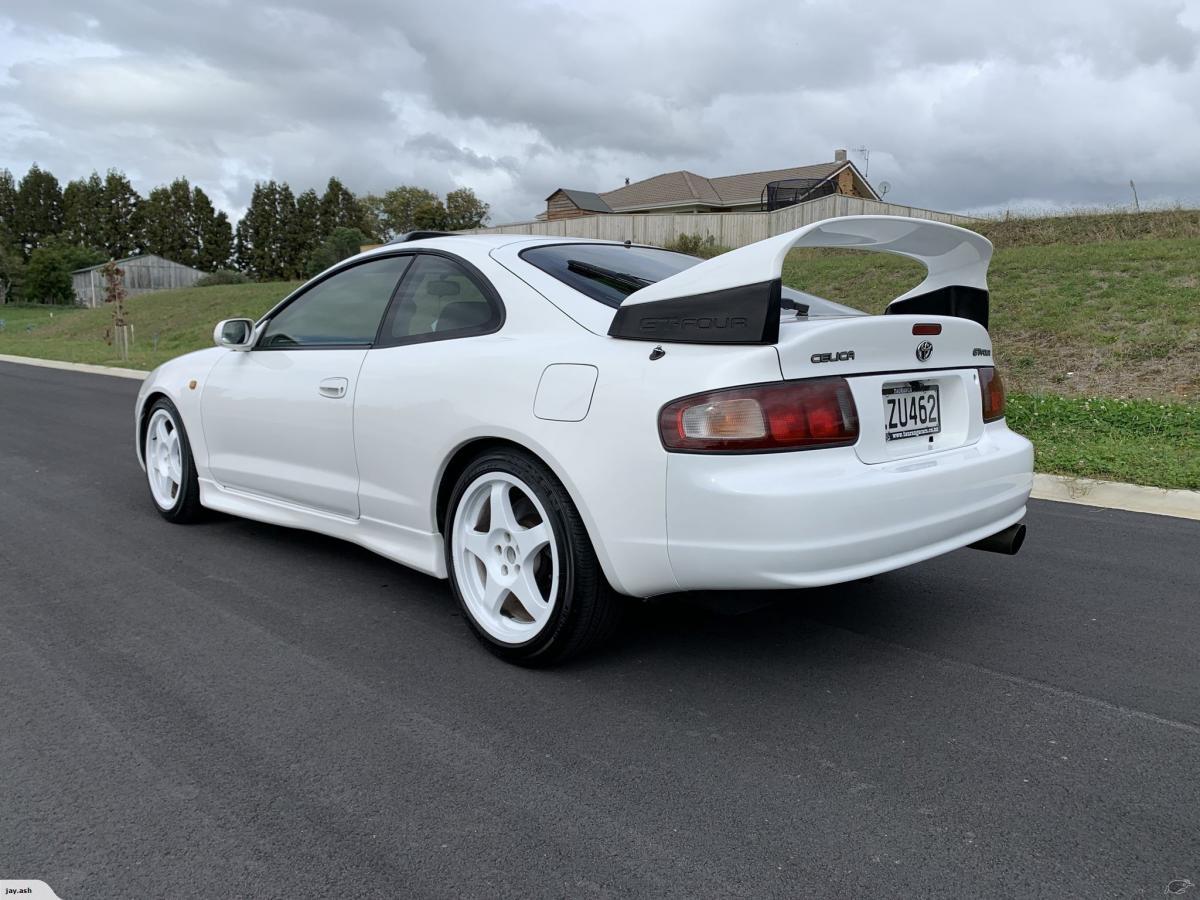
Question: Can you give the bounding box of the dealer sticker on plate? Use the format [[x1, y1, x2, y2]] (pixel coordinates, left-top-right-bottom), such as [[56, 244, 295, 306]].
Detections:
[[883, 383, 941, 441]]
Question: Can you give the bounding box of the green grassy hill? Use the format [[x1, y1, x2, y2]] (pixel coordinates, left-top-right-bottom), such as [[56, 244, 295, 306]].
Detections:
[[0, 280, 302, 370], [1, 211, 1197, 488]]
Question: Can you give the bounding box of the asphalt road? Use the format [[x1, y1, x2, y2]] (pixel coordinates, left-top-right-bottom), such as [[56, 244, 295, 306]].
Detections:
[[1, 358, 1198, 899]]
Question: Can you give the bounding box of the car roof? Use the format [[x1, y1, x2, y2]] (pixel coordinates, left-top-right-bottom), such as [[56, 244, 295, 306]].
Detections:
[[357, 233, 625, 259]]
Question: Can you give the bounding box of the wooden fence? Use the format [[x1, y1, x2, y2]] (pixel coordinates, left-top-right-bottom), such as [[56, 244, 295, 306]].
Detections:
[[464, 195, 977, 249]]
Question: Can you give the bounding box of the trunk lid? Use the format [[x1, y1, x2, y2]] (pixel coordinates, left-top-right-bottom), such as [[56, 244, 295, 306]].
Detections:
[[774, 313, 991, 463]]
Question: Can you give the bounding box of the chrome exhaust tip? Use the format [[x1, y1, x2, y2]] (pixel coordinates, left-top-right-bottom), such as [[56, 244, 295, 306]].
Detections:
[[968, 522, 1026, 556]]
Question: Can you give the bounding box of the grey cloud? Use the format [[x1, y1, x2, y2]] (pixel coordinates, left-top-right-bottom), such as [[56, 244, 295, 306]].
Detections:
[[1, 0, 1199, 223], [402, 132, 521, 175]]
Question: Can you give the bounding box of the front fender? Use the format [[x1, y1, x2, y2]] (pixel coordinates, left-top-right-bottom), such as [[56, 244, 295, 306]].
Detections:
[[134, 347, 225, 471]]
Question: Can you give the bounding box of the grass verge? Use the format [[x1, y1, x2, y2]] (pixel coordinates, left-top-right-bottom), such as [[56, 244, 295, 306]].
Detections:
[[1007, 394, 1200, 490], [0, 281, 300, 370]]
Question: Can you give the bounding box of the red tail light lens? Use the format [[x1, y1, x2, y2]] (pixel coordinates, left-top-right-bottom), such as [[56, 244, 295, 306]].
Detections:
[[659, 377, 860, 452], [979, 367, 1006, 422]]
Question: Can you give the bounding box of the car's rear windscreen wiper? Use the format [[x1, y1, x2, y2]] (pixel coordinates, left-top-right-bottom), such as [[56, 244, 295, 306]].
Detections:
[[567, 259, 654, 294]]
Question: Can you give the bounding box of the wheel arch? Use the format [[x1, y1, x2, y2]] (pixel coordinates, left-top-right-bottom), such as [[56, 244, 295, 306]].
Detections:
[[136, 390, 173, 466], [433, 436, 625, 594]]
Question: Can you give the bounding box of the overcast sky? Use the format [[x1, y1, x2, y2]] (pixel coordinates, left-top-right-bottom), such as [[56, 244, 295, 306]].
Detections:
[[2, 0, 1199, 223]]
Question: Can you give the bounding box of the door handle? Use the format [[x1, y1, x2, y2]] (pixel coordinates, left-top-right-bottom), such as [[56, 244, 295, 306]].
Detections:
[[318, 377, 349, 399]]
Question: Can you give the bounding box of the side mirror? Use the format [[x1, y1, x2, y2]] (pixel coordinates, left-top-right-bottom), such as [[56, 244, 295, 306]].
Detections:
[[214, 318, 256, 350]]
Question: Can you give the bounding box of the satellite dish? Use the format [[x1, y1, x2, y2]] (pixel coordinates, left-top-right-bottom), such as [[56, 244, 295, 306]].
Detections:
[[878, 181, 892, 198]]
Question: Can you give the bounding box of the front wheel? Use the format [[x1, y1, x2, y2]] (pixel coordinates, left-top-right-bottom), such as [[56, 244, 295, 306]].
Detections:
[[143, 398, 205, 523], [445, 449, 621, 665]]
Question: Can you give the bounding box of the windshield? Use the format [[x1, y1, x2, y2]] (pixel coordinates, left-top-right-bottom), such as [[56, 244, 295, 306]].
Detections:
[[520, 242, 866, 318]]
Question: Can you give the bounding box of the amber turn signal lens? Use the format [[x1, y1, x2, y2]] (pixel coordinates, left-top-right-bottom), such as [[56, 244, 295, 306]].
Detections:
[[979, 367, 1006, 422]]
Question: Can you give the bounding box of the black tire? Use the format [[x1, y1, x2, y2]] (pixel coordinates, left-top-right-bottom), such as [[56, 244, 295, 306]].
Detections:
[[444, 448, 623, 666], [143, 397, 206, 524]]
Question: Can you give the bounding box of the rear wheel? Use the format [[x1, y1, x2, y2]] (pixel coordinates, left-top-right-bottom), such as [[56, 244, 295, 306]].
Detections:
[[445, 449, 621, 665], [143, 398, 205, 523]]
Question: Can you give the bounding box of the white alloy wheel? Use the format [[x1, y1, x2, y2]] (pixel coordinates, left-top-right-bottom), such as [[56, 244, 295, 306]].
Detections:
[[451, 472, 560, 644], [145, 407, 184, 511]]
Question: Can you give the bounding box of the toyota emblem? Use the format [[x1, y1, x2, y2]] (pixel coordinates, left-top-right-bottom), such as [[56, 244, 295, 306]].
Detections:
[[915, 340, 934, 362]]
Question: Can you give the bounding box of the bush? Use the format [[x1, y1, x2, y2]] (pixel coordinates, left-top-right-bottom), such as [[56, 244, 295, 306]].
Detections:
[[664, 233, 730, 259], [195, 268, 250, 287], [24, 242, 104, 304]]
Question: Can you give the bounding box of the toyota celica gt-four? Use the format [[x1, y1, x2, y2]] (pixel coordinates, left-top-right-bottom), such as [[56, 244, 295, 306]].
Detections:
[[136, 215, 1033, 664]]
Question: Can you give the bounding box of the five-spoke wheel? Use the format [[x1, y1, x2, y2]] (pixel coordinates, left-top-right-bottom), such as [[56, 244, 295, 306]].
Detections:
[[453, 472, 559, 644], [446, 448, 621, 665], [142, 398, 204, 523]]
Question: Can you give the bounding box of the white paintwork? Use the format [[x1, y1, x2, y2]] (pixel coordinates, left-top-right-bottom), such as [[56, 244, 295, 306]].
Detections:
[[534, 364, 599, 422], [450, 471, 559, 642], [666, 422, 1032, 590], [620, 214, 991, 307], [134, 218, 1034, 600], [213, 317, 256, 350], [200, 348, 368, 517]]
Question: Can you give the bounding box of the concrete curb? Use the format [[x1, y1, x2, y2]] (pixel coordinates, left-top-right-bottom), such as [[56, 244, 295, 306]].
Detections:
[[1, 352, 1196, 522], [1032, 473, 1200, 521], [0, 353, 148, 381]]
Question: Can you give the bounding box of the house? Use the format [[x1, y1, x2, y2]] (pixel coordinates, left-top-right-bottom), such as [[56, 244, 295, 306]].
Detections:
[[543, 149, 877, 220], [71, 254, 206, 308]]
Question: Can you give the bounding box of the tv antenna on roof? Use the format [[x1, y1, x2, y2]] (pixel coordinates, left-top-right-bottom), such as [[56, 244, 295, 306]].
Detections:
[[878, 180, 891, 199], [853, 146, 870, 178]]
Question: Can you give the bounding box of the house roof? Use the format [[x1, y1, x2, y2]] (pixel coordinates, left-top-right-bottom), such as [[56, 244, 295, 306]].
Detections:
[[547, 188, 613, 214], [70, 252, 201, 275], [596, 160, 873, 211]]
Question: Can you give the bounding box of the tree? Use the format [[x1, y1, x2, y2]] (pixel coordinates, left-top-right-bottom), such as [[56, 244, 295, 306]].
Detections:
[[0, 224, 24, 304], [99, 170, 143, 258], [412, 199, 450, 230], [191, 186, 233, 271], [368, 185, 439, 239], [293, 188, 322, 266], [305, 227, 367, 277], [142, 178, 195, 264], [319, 177, 364, 235], [273, 182, 304, 278], [14, 164, 64, 257], [24, 239, 103, 304], [235, 180, 295, 280], [62, 172, 107, 252], [444, 187, 490, 230], [0, 169, 17, 237]]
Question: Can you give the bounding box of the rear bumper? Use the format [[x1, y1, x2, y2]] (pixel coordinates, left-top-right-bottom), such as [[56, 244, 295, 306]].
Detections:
[[664, 421, 1033, 590]]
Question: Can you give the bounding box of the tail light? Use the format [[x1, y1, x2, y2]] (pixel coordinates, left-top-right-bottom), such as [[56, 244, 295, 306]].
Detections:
[[659, 377, 859, 453], [979, 367, 1006, 422]]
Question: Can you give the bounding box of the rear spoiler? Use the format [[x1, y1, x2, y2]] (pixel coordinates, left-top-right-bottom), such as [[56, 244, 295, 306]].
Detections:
[[608, 215, 993, 344]]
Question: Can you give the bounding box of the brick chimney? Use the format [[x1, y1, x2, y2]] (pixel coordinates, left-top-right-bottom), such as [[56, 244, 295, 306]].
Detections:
[[834, 148, 847, 162]]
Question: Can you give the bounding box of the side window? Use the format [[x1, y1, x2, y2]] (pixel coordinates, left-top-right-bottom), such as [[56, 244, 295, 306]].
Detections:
[[380, 255, 502, 345], [259, 256, 412, 349]]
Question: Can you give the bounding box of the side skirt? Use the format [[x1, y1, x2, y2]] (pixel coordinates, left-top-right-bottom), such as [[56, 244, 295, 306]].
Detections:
[[198, 479, 448, 579]]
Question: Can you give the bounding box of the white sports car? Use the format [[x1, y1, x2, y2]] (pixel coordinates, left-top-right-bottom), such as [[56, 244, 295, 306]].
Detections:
[[136, 215, 1033, 664]]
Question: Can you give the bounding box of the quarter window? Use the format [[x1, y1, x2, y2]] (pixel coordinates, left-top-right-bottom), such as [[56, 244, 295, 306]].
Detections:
[[381, 255, 501, 344], [259, 256, 412, 348]]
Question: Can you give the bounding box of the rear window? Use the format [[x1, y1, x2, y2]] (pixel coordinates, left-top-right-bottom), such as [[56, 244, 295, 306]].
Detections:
[[520, 244, 701, 308], [520, 242, 866, 319]]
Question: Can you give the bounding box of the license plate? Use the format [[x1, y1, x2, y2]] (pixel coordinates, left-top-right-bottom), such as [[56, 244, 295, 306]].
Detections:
[[883, 383, 941, 441]]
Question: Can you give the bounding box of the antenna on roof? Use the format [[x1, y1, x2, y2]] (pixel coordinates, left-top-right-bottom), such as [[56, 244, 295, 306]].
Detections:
[[625, 177, 630, 185], [853, 146, 870, 179], [878, 181, 891, 199]]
